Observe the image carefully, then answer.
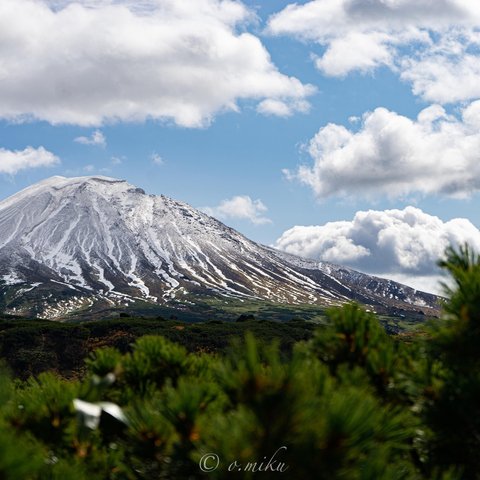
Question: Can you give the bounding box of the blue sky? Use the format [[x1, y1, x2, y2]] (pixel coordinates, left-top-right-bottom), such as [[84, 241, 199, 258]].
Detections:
[[1, 0, 480, 293]]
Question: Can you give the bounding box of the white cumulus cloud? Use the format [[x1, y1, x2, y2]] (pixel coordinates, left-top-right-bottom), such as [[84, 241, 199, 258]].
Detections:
[[150, 153, 164, 165], [74, 130, 106, 147], [202, 195, 272, 225], [400, 35, 480, 104], [286, 102, 480, 199], [0, 0, 314, 128], [267, 0, 480, 103], [257, 98, 310, 117], [274, 206, 480, 294], [0, 146, 60, 175]]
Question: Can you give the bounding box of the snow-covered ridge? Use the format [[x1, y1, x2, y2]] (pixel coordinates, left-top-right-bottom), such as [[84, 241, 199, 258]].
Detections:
[[0, 176, 128, 211], [0, 176, 439, 318]]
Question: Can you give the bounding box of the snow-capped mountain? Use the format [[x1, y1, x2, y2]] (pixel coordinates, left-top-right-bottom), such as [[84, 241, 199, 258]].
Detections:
[[0, 176, 439, 319]]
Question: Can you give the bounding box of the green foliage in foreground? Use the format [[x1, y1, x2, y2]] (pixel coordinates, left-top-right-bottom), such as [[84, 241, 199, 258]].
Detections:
[[0, 246, 480, 479]]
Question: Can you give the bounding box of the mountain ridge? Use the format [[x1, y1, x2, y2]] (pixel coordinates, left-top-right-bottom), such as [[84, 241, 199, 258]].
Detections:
[[0, 176, 440, 319]]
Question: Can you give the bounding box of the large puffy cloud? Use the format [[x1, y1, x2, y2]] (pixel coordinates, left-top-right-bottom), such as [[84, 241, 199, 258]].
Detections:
[[274, 206, 480, 293], [202, 195, 271, 225], [286, 102, 480, 199], [0, 0, 314, 128], [267, 0, 480, 103], [400, 39, 480, 104], [0, 147, 60, 174]]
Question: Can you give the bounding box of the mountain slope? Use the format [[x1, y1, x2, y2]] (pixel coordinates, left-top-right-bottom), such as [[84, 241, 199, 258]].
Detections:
[[0, 176, 439, 319]]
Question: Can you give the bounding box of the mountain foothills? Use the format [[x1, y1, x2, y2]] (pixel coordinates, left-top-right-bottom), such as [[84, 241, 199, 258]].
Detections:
[[0, 176, 439, 320]]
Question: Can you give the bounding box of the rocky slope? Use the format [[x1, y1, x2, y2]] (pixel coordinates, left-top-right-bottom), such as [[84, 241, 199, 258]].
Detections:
[[0, 176, 440, 319]]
